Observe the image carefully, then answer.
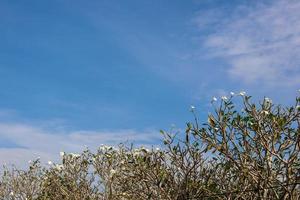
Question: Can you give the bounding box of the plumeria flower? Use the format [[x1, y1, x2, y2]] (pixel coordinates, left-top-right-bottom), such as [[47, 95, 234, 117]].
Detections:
[[133, 148, 142, 156], [133, 151, 140, 157], [100, 145, 113, 151], [99, 146, 106, 151], [55, 164, 64, 171], [261, 110, 269, 115], [239, 91, 246, 96], [140, 146, 150, 152], [109, 169, 117, 178], [263, 97, 272, 109], [70, 153, 80, 158], [221, 96, 228, 101], [264, 97, 272, 103], [230, 92, 235, 96], [190, 105, 195, 112]]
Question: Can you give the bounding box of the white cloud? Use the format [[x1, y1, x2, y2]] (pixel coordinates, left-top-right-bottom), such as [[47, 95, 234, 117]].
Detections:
[[197, 0, 300, 87], [0, 122, 160, 168]]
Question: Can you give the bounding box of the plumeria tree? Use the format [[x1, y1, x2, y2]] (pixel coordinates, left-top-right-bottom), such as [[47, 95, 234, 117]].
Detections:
[[190, 92, 300, 199], [0, 91, 299, 200]]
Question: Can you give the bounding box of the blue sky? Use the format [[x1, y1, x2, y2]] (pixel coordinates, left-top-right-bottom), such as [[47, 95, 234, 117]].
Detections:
[[0, 0, 300, 166]]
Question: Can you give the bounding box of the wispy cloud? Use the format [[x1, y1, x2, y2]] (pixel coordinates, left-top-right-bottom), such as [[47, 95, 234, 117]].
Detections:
[[0, 122, 160, 168], [197, 0, 300, 87]]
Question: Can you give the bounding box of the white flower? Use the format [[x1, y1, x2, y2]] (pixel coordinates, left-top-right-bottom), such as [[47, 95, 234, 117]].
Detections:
[[70, 153, 80, 158], [214, 127, 219, 131], [261, 110, 269, 115], [99, 145, 113, 151], [60, 151, 65, 157], [48, 161, 52, 165], [110, 169, 116, 177], [140, 146, 149, 152], [133, 151, 140, 156], [55, 164, 64, 171], [133, 149, 141, 156], [212, 97, 217, 102], [221, 96, 228, 101], [190, 105, 195, 112], [263, 97, 272, 109], [239, 91, 246, 96], [99, 146, 106, 151], [230, 92, 235, 96], [155, 147, 160, 151], [9, 191, 14, 196], [264, 97, 272, 103]]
